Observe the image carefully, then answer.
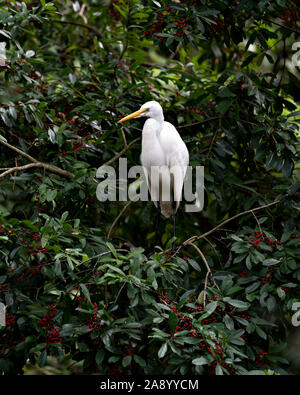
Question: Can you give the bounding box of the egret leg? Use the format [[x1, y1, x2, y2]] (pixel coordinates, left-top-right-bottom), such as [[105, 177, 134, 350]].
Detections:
[[153, 200, 161, 251], [172, 199, 177, 251]]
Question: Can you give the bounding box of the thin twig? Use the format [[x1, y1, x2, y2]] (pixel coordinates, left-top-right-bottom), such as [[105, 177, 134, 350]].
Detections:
[[183, 200, 280, 246], [113, 282, 126, 305], [121, 126, 128, 148], [205, 118, 221, 163], [79, 4, 88, 25], [251, 210, 262, 234], [178, 117, 221, 129], [187, 241, 219, 307], [119, 39, 129, 61], [108, 201, 132, 239], [189, 242, 219, 285], [170, 41, 182, 59], [99, 137, 141, 168], [160, 200, 281, 257], [79, 249, 130, 266], [52, 19, 102, 37], [262, 17, 300, 35], [202, 235, 222, 267]]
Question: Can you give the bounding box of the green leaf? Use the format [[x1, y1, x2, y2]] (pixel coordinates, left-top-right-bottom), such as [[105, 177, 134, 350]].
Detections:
[[168, 311, 178, 333], [122, 355, 132, 367], [246, 281, 260, 293], [223, 298, 250, 310], [256, 325, 267, 340], [263, 258, 280, 266], [155, 33, 173, 38], [218, 86, 236, 98], [242, 52, 258, 67], [106, 264, 125, 276], [224, 314, 234, 330], [188, 258, 201, 272], [205, 301, 218, 315], [192, 356, 209, 366], [106, 242, 118, 258], [95, 349, 105, 366], [133, 354, 146, 367], [80, 283, 91, 304], [215, 99, 234, 113], [215, 363, 223, 375], [158, 342, 168, 358], [46, 189, 57, 202], [38, 349, 47, 367], [277, 287, 286, 299], [282, 160, 294, 178]]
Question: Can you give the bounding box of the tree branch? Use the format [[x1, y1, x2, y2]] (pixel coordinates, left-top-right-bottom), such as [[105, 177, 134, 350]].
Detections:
[[0, 139, 38, 163], [0, 139, 74, 179], [0, 162, 74, 179], [262, 17, 300, 35], [184, 200, 280, 246], [161, 199, 281, 257]]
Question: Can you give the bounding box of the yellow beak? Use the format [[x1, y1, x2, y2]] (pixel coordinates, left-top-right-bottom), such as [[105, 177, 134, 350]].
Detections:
[[118, 108, 148, 123]]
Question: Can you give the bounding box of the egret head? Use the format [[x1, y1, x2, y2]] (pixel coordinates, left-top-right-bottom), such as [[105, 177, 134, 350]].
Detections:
[[118, 100, 164, 123]]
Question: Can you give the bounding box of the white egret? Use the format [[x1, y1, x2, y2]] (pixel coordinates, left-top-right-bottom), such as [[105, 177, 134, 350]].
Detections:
[[118, 101, 189, 249]]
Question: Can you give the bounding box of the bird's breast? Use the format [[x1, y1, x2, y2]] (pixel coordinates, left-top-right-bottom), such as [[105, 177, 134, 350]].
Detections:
[[141, 119, 166, 168]]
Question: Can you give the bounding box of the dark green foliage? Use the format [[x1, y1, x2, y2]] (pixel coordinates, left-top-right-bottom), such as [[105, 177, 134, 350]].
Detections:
[[0, 0, 299, 375]]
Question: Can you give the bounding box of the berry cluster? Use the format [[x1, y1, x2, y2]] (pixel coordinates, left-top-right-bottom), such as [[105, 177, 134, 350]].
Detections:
[[19, 225, 45, 255], [15, 224, 47, 280], [249, 231, 283, 250], [183, 0, 196, 5], [0, 335, 25, 358], [88, 302, 102, 331], [32, 177, 43, 203], [210, 17, 229, 35], [254, 349, 268, 366], [283, 10, 294, 24], [144, 7, 172, 40], [209, 360, 235, 375], [72, 140, 84, 152], [76, 296, 103, 332], [39, 304, 62, 345], [108, 344, 135, 375], [5, 312, 16, 326], [1, 222, 47, 281], [107, 0, 122, 21], [0, 224, 14, 235], [260, 265, 277, 285], [56, 112, 91, 155], [185, 105, 205, 115], [28, 71, 49, 91], [118, 59, 128, 71], [144, 7, 191, 41], [158, 292, 239, 373], [46, 328, 62, 344]]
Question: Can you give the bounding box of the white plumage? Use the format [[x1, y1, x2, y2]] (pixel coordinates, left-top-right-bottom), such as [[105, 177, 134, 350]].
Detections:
[[119, 101, 189, 218]]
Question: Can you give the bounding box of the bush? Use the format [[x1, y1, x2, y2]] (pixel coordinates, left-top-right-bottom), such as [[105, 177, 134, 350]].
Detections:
[[0, 0, 299, 375]]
